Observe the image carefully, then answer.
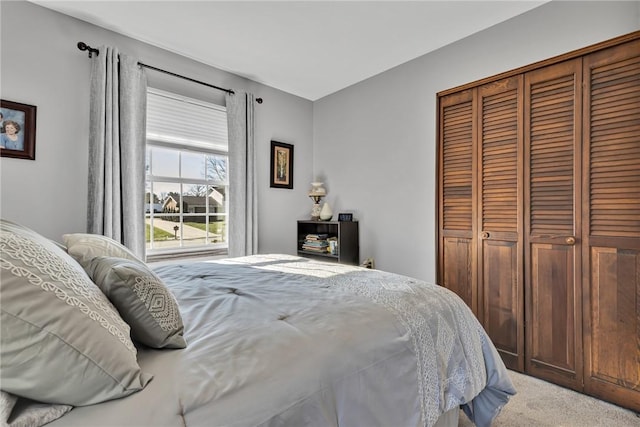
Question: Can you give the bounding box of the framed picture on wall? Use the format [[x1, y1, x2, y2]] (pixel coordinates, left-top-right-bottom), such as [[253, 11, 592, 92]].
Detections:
[[0, 99, 37, 160], [270, 140, 294, 189]]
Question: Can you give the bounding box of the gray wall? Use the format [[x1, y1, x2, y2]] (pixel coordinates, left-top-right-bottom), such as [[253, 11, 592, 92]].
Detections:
[[1, 1, 639, 278], [313, 1, 640, 281], [0, 0, 313, 253]]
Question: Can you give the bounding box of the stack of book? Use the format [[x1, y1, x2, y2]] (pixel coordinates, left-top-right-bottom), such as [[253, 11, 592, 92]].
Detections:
[[302, 233, 329, 253]]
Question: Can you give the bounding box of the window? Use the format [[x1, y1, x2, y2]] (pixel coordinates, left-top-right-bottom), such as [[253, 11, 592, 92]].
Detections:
[[145, 89, 228, 258]]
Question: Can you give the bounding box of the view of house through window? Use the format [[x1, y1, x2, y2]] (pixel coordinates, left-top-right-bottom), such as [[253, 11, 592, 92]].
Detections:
[[145, 89, 229, 257]]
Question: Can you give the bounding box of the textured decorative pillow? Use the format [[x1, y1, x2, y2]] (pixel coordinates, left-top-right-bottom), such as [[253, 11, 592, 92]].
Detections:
[[87, 256, 187, 349], [62, 233, 143, 268], [0, 390, 72, 427], [0, 220, 152, 406]]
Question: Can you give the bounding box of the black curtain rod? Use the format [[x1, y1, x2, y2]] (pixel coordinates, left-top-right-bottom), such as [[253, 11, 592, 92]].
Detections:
[[77, 42, 263, 104]]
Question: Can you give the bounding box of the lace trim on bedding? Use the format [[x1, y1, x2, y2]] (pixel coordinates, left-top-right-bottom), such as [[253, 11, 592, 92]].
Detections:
[[321, 267, 487, 426]]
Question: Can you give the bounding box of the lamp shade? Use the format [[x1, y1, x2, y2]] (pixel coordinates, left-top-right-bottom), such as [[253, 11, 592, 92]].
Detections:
[[308, 182, 326, 197]]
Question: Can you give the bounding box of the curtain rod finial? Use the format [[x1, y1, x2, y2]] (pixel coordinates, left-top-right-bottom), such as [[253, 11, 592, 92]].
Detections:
[[77, 41, 98, 58]]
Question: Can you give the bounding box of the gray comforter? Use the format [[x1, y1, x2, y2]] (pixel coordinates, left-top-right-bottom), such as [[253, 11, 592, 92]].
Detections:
[[48, 254, 515, 427]]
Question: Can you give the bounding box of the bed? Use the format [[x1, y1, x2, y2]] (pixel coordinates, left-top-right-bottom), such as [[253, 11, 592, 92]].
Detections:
[[1, 220, 515, 427]]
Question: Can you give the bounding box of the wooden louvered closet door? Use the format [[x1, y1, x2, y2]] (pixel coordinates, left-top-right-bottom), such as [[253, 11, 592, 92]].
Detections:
[[582, 39, 640, 412], [437, 31, 640, 412], [524, 59, 583, 391], [438, 90, 477, 314], [477, 77, 524, 371]]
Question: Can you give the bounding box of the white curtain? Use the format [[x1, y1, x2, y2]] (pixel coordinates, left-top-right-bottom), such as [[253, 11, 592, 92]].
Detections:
[[87, 46, 147, 259], [226, 91, 257, 257]]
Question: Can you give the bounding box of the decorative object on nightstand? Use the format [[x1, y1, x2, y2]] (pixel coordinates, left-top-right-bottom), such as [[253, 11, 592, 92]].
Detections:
[[319, 202, 333, 221], [327, 237, 338, 255], [308, 182, 326, 220]]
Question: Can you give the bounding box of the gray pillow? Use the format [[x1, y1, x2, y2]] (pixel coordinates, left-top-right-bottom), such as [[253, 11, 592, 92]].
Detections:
[[62, 233, 143, 269], [0, 220, 151, 406], [87, 256, 187, 349]]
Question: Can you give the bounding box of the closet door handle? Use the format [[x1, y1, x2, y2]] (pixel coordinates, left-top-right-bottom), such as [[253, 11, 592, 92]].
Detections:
[[481, 231, 490, 239], [565, 236, 576, 245]]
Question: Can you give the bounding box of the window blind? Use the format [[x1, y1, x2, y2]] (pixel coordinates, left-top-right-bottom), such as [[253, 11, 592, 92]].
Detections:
[[146, 88, 228, 152]]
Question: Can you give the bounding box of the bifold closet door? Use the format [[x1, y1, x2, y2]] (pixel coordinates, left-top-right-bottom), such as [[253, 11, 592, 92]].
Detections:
[[582, 39, 640, 412], [524, 58, 583, 391], [438, 90, 477, 315], [477, 76, 524, 371]]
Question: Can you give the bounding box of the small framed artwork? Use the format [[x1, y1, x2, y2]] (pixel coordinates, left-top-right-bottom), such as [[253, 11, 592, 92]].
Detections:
[[0, 100, 37, 160], [270, 140, 294, 189], [338, 213, 353, 222]]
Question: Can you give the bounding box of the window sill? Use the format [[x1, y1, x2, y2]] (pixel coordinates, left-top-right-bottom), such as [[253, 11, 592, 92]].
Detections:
[[145, 247, 227, 264]]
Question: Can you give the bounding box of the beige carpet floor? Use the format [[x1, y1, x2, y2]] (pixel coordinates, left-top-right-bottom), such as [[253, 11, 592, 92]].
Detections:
[[458, 370, 640, 426]]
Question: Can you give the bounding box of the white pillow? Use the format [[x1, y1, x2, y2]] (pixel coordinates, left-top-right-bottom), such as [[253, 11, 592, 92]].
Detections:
[[62, 233, 143, 268]]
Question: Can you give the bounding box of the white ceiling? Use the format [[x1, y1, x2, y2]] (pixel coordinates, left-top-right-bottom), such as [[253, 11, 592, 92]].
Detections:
[[32, 1, 547, 100]]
